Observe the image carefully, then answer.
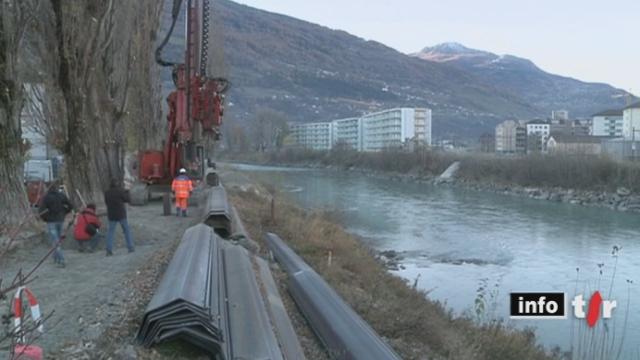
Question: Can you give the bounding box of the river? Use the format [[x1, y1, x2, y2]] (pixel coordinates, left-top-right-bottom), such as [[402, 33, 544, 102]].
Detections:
[[229, 163, 640, 357]]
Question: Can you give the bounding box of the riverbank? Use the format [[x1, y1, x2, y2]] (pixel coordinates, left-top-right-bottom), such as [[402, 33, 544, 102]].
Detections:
[[220, 149, 640, 214], [221, 169, 558, 360]]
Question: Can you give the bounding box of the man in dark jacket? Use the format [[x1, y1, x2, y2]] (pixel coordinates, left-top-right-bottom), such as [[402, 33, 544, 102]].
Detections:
[[104, 179, 134, 256], [40, 183, 73, 267]]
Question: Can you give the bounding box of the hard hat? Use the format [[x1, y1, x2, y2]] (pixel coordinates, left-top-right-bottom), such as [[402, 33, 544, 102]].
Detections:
[[179, 168, 186, 174]]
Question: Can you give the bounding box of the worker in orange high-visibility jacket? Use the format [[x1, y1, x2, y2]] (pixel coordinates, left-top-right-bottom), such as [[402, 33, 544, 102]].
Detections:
[[171, 168, 193, 217]]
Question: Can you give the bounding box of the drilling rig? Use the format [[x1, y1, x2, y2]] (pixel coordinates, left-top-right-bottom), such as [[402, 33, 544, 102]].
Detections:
[[131, 0, 229, 205]]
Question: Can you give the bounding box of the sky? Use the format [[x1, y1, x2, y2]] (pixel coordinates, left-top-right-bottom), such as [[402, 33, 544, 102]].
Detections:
[[235, 0, 639, 92]]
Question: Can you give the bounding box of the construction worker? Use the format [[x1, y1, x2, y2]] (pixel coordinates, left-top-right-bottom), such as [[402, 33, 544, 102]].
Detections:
[[171, 168, 193, 217]]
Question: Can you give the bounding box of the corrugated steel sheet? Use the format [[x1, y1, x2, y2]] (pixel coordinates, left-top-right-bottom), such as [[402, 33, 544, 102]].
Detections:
[[256, 257, 306, 360], [139, 222, 294, 360], [137, 224, 224, 355], [265, 232, 402, 360], [204, 185, 232, 238], [223, 245, 284, 360]]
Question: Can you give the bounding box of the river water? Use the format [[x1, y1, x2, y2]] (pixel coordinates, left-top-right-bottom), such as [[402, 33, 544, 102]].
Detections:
[[230, 164, 640, 357]]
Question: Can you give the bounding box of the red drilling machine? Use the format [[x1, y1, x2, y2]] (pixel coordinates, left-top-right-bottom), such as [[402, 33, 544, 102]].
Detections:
[[131, 0, 229, 205]]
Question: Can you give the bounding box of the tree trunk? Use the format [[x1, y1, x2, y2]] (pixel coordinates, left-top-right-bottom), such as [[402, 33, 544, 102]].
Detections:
[[0, 1, 30, 224], [39, 0, 162, 203]]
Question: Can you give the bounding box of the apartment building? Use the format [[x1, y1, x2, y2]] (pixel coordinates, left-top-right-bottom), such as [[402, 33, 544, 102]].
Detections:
[[289, 107, 432, 152], [526, 120, 550, 153], [414, 108, 432, 146], [332, 117, 363, 151], [361, 108, 431, 152], [592, 109, 623, 137], [495, 120, 526, 154], [622, 101, 640, 140], [289, 122, 334, 150]]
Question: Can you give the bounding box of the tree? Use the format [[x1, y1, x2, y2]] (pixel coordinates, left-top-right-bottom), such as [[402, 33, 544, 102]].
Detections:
[[27, 1, 162, 202], [250, 108, 289, 152], [226, 124, 249, 153], [0, 0, 36, 223]]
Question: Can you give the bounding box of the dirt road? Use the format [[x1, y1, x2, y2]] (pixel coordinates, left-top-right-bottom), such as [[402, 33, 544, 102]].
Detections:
[[1, 201, 197, 359]]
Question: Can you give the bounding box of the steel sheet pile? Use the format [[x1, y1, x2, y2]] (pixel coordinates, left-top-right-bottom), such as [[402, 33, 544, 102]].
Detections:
[[137, 223, 287, 359], [265, 232, 402, 360], [203, 185, 232, 238], [137, 224, 225, 353]]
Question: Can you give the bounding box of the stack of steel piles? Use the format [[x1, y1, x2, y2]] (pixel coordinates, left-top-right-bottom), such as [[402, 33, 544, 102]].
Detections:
[[137, 224, 224, 354], [264, 232, 402, 360], [204, 185, 232, 238]]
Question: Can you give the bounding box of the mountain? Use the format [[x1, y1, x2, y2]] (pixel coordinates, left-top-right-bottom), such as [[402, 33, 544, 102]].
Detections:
[[158, 1, 628, 137], [413, 42, 628, 120]]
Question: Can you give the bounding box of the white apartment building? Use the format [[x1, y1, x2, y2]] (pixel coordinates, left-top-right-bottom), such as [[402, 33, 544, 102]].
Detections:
[[526, 120, 551, 153], [592, 109, 623, 137], [289, 122, 334, 150], [361, 108, 431, 152], [414, 108, 432, 146], [332, 117, 363, 151], [622, 101, 640, 140], [289, 107, 432, 152]]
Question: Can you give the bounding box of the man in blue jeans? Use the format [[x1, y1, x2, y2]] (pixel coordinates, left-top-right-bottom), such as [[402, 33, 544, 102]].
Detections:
[[104, 179, 134, 256], [40, 183, 73, 267]]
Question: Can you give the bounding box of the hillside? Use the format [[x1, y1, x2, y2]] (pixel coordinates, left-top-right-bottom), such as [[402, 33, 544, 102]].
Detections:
[[414, 43, 628, 119], [159, 0, 627, 137]]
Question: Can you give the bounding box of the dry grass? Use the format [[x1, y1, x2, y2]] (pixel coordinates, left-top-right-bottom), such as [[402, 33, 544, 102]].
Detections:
[[457, 153, 640, 192], [229, 186, 557, 360]]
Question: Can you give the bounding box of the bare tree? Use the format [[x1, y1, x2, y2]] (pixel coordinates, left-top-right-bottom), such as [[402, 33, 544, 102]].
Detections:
[[251, 108, 289, 152], [125, 1, 164, 152], [26, 1, 162, 202], [0, 0, 37, 224]]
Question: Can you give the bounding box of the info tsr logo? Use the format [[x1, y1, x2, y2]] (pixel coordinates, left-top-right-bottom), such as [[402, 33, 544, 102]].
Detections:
[[510, 291, 616, 327]]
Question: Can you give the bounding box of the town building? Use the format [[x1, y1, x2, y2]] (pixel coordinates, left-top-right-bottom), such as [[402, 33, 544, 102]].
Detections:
[[592, 109, 624, 137], [551, 110, 569, 122], [495, 119, 527, 154], [332, 117, 363, 151], [601, 137, 640, 161], [361, 108, 431, 152], [414, 108, 432, 147], [526, 120, 550, 153], [547, 134, 607, 156], [289, 122, 334, 151], [622, 101, 640, 140], [289, 107, 431, 152]]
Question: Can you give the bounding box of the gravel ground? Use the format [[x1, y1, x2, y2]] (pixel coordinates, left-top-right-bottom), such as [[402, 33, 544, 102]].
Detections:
[[0, 200, 198, 359], [1, 170, 329, 359]]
